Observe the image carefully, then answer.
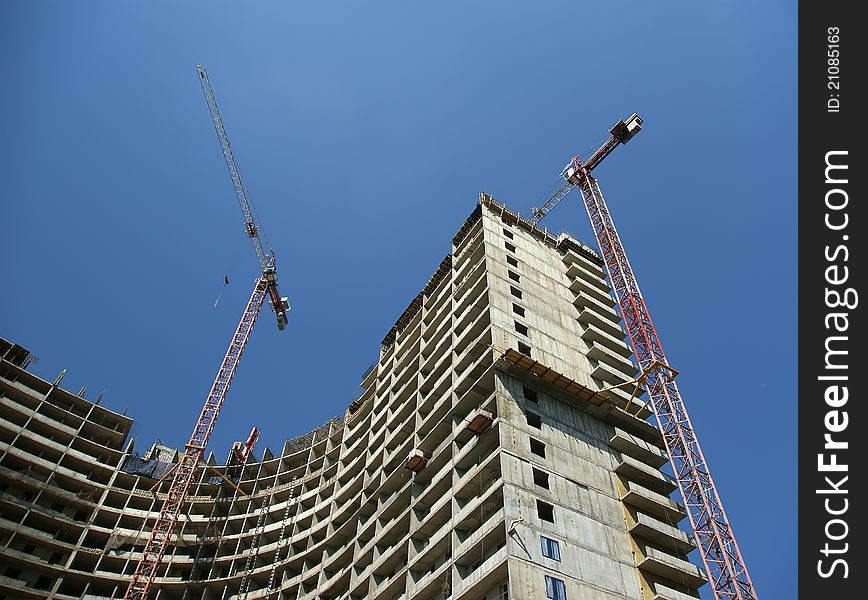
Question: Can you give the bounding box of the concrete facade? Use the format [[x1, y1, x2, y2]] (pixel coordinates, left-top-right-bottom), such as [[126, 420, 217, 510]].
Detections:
[[0, 195, 705, 599]]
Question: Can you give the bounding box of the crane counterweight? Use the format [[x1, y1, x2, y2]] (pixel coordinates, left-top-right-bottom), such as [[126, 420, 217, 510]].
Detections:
[[611, 112, 643, 143]]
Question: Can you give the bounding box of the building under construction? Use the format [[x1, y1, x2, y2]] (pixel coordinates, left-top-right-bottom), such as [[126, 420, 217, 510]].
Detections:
[[0, 194, 707, 600]]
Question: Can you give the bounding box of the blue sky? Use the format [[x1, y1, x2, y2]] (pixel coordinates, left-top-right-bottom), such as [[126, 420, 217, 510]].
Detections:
[[0, 2, 796, 597]]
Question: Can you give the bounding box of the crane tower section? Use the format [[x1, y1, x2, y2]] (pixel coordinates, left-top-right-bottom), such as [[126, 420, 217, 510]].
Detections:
[[534, 115, 756, 599]]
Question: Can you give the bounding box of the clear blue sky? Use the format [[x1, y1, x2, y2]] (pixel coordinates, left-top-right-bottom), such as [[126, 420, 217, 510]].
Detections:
[[0, 2, 796, 597]]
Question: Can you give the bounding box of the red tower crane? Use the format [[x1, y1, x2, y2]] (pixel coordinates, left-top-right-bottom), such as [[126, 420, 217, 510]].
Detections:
[[532, 115, 756, 600], [123, 66, 290, 600]]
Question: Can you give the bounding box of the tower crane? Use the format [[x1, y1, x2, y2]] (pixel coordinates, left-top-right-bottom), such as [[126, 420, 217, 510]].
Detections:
[[532, 115, 756, 600], [123, 65, 290, 600]]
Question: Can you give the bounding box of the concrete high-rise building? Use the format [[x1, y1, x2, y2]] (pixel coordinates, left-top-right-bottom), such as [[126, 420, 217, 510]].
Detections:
[[0, 194, 705, 600]]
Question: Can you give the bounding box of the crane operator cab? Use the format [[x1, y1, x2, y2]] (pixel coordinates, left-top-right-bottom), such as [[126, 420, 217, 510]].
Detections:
[[560, 158, 582, 184]]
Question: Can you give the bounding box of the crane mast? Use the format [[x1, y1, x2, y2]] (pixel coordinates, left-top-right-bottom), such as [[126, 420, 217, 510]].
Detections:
[[534, 115, 756, 599], [123, 67, 290, 600]]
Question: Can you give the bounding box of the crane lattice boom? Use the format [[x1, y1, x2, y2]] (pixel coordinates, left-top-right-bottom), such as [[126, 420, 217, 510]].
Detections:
[[534, 115, 756, 599], [197, 65, 269, 271], [197, 65, 290, 331]]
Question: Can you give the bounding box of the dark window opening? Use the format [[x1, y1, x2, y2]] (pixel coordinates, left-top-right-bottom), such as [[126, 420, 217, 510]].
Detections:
[[22, 544, 35, 554], [526, 411, 542, 429], [537, 500, 555, 523], [503, 228, 514, 239], [515, 321, 529, 337], [507, 255, 519, 268], [523, 385, 539, 403], [508, 270, 521, 283], [505, 241, 517, 253], [513, 303, 525, 317], [517, 341, 532, 356], [530, 438, 546, 458], [510, 286, 523, 300], [49, 552, 63, 565], [4, 567, 21, 579], [533, 468, 550, 490], [34, 576, 53, 591]]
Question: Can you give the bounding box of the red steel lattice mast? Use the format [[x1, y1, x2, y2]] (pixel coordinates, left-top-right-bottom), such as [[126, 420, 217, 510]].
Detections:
[[124, 278, 268, 599], [124, 66, 289, 599], [533, 115, 756, 600]]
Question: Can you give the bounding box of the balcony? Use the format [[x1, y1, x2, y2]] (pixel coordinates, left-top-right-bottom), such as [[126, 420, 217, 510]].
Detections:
[[577, 306, 627, 339], [419, 360, 452, 414], [395, 322, 422, 367], [638, 547, 707, 589], [407, 549, 451, 599], [451, 546, 508, 598], [653, 583, 702, 600], [410, 519, 452, 568], [454, 258, 487, 304], [422, 281, 452, 329], [586, 342, 638, 377], [620, 481, 685, 524], [580, 323, 632, 358], [569, 276, 616, 307], [562, 248, 605, 278], [370, 559, 409, 600], [609, 427, 667, 468], [454, 308, 491, 357], [590, 361, 633, 389], [572, 291, 621, 322], [420, 338, 451, 389], [565, 261, 609, 292], [454, 506, 504, 564], [614, 455, 677, 495], [629, 511, 695, 554]]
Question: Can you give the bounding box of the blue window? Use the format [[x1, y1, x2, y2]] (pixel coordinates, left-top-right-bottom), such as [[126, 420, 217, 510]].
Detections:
[[545, 575, 567, 599], [541, 535, 561, 561]]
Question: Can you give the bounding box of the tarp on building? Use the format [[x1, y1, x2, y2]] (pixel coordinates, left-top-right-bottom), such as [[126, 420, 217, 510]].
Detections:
[[120, 453, 173, 480]]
